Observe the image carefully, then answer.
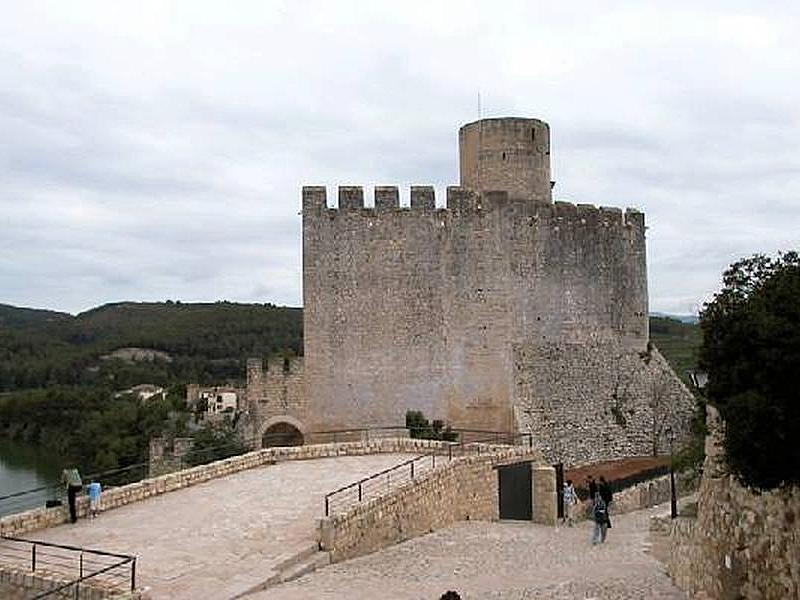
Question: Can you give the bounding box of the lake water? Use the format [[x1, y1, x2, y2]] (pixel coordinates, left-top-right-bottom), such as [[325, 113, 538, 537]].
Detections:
[[0, 438, 63, 516]]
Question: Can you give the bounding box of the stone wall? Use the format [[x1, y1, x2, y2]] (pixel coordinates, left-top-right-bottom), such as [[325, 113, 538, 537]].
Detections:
[[243, 356, 308, 442], [148, 436, 194, 477], [302, 118, 695, 467], [0, 438, 454, 539], [303, 187, 654, 437], [318, 446, 549, 562], [0, 565, 147, 599], [664, 406, 800, 599], [515, 344, 696, 465], [459, 118, 552, 201]]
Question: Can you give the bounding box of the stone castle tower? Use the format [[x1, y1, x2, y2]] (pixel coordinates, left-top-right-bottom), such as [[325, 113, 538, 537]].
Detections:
[[302, 117, 693, 465]]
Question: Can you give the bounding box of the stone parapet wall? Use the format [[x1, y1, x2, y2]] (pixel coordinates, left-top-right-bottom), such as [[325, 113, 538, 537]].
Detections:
[[318, 446, 547, 562], [0, 438, 458, 539], [663, 406, 800, 599], [666, 475, 800, 599], [572, 471, 694, 522], [0, 565, 147, 599]]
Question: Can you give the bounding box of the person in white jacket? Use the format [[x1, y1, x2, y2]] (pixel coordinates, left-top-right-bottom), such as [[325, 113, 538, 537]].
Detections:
[[562, 480, 579, 526]]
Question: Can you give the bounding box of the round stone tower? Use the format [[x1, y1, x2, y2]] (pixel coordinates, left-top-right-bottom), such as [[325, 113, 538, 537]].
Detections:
[[459, 117, 552, 202]]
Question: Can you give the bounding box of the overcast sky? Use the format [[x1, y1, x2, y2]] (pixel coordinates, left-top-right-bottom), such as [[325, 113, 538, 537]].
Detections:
[[1, 1, 798, 315]]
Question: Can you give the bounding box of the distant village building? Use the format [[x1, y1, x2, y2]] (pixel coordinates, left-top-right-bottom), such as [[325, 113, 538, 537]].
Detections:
[[186, 384, 241, 419]]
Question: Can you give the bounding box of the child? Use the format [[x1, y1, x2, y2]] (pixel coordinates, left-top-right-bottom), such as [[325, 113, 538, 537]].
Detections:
[[87, 480, 102, 519]]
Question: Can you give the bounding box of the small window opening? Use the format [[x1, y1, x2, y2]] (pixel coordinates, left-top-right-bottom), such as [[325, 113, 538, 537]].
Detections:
[[531, 129, 535, 141], [502, 152, 506, 160]]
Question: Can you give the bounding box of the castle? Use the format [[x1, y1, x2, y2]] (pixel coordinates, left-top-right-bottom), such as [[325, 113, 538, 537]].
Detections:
[[247, 117, 694, 466]]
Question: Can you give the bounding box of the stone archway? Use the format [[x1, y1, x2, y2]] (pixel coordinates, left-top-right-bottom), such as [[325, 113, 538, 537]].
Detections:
[[259, 415, 307, 447]]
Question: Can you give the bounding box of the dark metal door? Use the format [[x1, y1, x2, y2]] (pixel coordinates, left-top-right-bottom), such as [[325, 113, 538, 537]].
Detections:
[[498, 462, 532, 520]]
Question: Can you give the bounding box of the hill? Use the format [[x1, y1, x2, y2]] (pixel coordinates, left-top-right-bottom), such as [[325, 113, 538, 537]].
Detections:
[[0, 304, 71, 328], [649, 316, 701, 384], [0, 301, 302, 392]]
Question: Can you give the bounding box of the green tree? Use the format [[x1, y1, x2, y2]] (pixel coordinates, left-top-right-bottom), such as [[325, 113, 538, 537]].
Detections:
[[699, 252, 800, 490]]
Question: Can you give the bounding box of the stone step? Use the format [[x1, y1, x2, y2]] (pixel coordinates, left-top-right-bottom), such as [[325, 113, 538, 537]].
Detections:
[[271, 543, 318, 572], [228, 544, 326, 599], [279, 550, 331, 584]]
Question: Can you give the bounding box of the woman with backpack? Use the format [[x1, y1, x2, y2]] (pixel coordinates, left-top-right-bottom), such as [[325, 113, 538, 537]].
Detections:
[[591, 492, 609, 545]]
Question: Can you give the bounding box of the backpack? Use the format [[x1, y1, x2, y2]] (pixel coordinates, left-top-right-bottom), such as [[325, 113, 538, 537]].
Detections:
[[593, 498, 607, 523]]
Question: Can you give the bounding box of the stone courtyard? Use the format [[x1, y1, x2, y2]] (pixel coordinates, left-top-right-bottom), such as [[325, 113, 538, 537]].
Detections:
[[21, 453, 414, 599], [261, 501, 687, 600]]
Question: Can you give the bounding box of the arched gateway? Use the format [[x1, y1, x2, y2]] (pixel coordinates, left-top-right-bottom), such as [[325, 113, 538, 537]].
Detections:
[[259, 415, 306, 447]]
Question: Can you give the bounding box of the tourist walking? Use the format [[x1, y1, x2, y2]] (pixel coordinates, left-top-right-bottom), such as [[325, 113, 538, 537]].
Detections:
[[591, 492, 609, 545], [87, 480, 102, 518], [599, 476, 613, 528], [561, 480, 578, 526], [61, 467, 83, 523], [585, 475, 597, 519]]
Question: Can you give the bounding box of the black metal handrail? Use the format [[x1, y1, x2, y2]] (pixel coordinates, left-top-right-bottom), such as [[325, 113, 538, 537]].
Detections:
[[323, 432, 534, 516], [0, 425, 413, 517], [0, 535, 137, 598]]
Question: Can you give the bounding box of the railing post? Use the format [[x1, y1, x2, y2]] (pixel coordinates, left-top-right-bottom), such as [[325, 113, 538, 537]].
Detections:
[[325, 495, 329, 517], [80, 551, 84, 579], [358, 482, 362, 502], [333, 431, 338, 444], [411, 461, 415, 479], [432, 453, 436, 469], [528, 433, 532, 448], [448, 444, 452, 461], [31, 543, 36, 572], [131, 557, 137, 592]]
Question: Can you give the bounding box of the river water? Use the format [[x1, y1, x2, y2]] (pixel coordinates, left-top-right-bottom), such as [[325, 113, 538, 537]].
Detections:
[[0, 438, 63, 516]]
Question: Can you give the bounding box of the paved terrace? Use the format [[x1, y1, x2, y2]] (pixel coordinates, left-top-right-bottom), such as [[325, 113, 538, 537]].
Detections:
[[25, 453, 415, 599], [261, 501, 687, 600]]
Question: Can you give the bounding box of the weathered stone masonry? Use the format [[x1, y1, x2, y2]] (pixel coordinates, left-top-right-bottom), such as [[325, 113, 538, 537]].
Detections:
[[302, 117, 695, 465]]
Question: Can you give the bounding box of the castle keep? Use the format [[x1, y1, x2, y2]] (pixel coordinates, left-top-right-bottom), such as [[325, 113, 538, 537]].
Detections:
[[301, 117, 693, 465]]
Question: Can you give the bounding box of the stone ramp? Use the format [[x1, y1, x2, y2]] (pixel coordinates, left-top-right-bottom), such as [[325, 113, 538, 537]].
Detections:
[[26, 454, 414, 599]]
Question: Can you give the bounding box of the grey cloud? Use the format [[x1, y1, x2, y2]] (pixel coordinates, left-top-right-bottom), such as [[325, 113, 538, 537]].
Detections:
[[1, 2, 799, 314]]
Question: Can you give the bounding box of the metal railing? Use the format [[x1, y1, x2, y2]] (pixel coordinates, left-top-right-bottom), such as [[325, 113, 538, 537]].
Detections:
[[0, 425, 411, 517], [0, 536, 136, 598], [1, 426, 532, 519], [324, 431, 534, 516]]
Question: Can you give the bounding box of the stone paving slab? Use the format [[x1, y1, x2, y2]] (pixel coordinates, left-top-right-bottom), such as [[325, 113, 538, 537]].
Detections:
[[260, 502, 687, 600], [24, 454, 414, 599]]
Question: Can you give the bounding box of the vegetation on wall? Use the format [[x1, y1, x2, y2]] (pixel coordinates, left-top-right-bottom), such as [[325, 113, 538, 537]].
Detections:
[[699, 252, 800, 490], [405, 410, 458, 441]]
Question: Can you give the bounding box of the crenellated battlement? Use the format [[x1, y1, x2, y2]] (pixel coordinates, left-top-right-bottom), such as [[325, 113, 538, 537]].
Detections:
[[301, 185, 644, 228]]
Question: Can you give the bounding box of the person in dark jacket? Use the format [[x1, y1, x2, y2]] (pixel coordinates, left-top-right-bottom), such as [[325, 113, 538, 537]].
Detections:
[[598, 476, 613, 528], [61, 468, 83, 523], [591, 492, 609, 544]]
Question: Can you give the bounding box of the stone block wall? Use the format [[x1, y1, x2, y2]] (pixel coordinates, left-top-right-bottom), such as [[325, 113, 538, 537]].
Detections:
[[664, 406, 800, 599], [0, 565, 147, 599], [303, 186, 652, 442], [318, 446, 549, 562], [243, 356, 308, 441], [515, 344, 696, 465]]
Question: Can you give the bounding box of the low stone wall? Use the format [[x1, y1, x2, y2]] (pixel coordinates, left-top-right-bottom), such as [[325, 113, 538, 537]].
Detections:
[[0, 565, 147, 599], [0, 438, 459, 538], [573, 471, 695, 522], [663, 405, 800, 599], [318, 446, 549, 563], [666, 476, 800, 599]]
